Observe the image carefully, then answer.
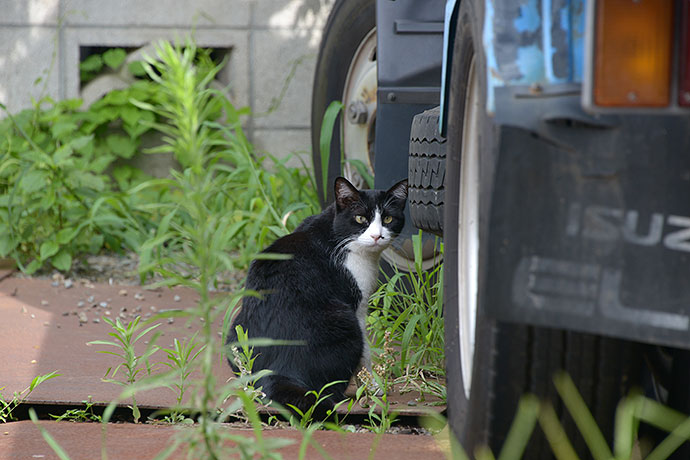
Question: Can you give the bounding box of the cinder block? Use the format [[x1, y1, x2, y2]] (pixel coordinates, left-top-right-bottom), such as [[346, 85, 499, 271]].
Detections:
[[0, 0, 59, 25], [0, 27, 61, 113], [62, 0, 251, 28], [253, 0, 334, 30], [62, 27, 250, 109], [253, 127, 313, 169], [252, 28, 323, 129]]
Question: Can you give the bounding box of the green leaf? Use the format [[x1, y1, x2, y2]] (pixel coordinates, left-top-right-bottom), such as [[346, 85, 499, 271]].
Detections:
[[20, 169, 49, 194], [51, 251, 72, 272], [319, 101, 343, 201], [0, 233, 15, 257], [69, 134, 94, 152], [80, 54, 103, 73], [51, 120, 78, 139], [25, 259, 42, 275], [53, 144, 73, 165], [106, 133, 137, 158], [103, 48, 127, 70], [39, 241, 60, 260], [56, 227, 79, 245], [128, 61, 147, 77]]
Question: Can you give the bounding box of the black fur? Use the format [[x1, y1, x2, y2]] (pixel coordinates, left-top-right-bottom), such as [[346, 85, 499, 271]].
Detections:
[[226, 177, 407, 419]]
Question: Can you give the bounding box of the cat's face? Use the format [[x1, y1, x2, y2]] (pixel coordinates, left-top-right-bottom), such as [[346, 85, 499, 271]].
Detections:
[[332, 177, 408, 253]]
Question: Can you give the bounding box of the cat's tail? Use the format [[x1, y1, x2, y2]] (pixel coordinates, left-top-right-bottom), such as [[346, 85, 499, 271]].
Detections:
[[260, 375, 344, 421]]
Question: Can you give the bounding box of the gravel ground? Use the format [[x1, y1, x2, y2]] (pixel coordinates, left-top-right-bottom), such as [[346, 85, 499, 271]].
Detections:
[[13, 252, 247, 291]]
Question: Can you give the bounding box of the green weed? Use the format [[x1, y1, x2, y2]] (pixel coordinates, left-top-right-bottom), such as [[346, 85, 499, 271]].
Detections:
[[87, 315, 160, 423], [50, 397, 102, 423], [0, 371, 60, 423], [159, 334, 204, 424], [368, 232, 445, 401]]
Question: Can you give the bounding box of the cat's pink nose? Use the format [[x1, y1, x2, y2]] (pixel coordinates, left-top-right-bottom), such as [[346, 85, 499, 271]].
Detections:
[[371, 234, 381, 242]]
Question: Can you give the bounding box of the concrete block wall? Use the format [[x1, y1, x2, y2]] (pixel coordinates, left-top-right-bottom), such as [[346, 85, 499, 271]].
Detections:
[[0, 0, 335, 167]]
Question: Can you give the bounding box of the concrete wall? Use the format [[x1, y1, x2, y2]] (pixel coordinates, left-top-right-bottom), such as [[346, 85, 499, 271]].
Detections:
[[0, 0, 335, 166]]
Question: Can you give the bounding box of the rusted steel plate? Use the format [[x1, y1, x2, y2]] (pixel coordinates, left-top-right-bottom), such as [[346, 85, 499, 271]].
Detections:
[[1, 420, 447, 459], [0, 277, 444, 416]]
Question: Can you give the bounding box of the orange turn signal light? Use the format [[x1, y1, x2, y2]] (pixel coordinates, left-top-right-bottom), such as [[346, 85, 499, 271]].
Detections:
[[593, 0, 674, 107]]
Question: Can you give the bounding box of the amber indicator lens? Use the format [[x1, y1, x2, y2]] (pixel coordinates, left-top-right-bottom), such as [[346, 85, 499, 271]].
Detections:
[[679, 0, 690, 106], [594, 0, 674, 107]]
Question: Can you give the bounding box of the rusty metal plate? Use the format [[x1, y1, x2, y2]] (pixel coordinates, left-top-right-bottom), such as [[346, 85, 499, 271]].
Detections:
[[0, 420, 448, 459], [0, 276, 444, 416]]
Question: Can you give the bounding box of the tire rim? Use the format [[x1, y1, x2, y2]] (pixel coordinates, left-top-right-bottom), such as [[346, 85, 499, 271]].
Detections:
[[342, 27, 377, 190], [342, 27, 438, 272], [459, 56, 480, 400]]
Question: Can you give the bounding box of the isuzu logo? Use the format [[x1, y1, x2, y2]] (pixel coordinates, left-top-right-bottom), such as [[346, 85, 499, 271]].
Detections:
[[565, 203, 690, 253]]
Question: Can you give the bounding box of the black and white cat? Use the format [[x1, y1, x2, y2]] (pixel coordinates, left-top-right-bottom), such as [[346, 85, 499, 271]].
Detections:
[[226, 177, 408, 418]]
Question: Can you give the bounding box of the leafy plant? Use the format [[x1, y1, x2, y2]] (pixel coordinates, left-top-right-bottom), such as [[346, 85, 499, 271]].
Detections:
[[87, 315, 160, 423], [286, 380, 349, 430], [368, 232, 445, 400], [0, 75, 162, 273], [50, 397, 102, 423], [355, 333, 399, 434], [160, 334, 204, 424], [0, 371, 60, 423]]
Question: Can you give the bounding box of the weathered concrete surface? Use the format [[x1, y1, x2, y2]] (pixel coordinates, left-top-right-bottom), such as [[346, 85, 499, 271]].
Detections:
[[0, 420, 449, 459]]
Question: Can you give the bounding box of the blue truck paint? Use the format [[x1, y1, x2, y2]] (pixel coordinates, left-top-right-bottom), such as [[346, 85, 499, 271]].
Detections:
[[440, 0, 587, 133]]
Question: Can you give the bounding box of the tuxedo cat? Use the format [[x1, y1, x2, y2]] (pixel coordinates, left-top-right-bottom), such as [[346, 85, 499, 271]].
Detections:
[[226, 177, 408, 418]]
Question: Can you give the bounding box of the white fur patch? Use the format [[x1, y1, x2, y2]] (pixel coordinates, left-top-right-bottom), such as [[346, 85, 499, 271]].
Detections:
[[343, 208, 392, 371]]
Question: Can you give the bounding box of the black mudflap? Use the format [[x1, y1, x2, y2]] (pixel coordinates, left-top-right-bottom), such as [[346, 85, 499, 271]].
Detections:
[[487, 118, 690, 349]]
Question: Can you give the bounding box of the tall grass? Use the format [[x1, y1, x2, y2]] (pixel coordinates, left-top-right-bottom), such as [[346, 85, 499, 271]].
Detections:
[[368, 233, 445, 400]]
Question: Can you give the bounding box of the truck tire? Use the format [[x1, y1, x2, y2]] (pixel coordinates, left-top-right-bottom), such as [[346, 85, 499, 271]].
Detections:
[[444, 1, 644, 457], [311, 0, 376, 206], [409, 107, 446, 236]]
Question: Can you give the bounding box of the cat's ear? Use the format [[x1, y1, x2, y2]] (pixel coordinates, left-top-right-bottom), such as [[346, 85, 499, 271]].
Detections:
[[385, 179, 408, 203], [334, 177, 360, 210]]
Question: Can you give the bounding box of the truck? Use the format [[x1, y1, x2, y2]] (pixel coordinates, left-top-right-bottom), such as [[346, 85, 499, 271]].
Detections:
[[312, 0, 690, 457]]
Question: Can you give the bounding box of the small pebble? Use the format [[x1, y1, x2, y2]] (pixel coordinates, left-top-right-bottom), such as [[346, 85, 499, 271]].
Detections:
[[30, 314, 35, 319], [99, 302, 108, 308], [30, 360, 37, 364], [167, 318, 174, 324], [41, 300, 49, 306], [87, 295, 95, 303], [173, 295, 181, 302], [43, 321, 50, 327], [77, 301, 85, 308], [118, 289, 128, 296], [134, 306, 142, 312], [3, 432, 8, 435], [104, 310, 111, 316], [78, 312, 88, 324], [407, 400, 417, 407], [51, 281, 60, 287], [119, 313, 127, 319], [150, 306, 157, 312], [52, 273, 60, 281], [93, 319, 100, 324], [62, 312, 69, 317], [56, 324, 61, 329], [134, 293, 145, 301], [64, 279, 73, 289], [109, 278, 113, 285]]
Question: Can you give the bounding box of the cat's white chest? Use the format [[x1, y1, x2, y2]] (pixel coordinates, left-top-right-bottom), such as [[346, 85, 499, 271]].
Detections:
[[344, 250, 379, 304]]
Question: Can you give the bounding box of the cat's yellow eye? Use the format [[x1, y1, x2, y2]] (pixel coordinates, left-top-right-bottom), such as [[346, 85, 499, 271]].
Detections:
[[355, 215, 368, 224], [383, 216, 393, 224]]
